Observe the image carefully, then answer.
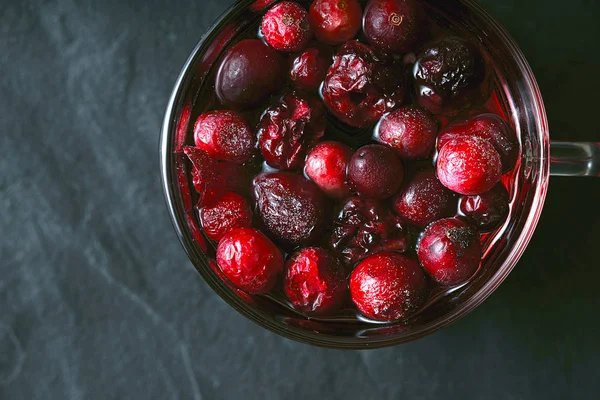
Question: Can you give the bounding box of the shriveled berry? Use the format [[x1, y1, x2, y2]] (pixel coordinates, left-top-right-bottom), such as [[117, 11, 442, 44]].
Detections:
[[437, 136, 502, 195], [392, 168, 457, 228], [284, 247, 347, 315], [331, 197, 410, 265], [217, 228, 284, 294], [437, 113, 518, 172], [417, 217, 482, 286], [253, 172, 330, 247], [347, 144, 404, 199], [322, 41, 406, 128], [290, 43, 333, 91], [193, 110, 255, 163], [200, 192, 253, 242], [459, 183, 510, 232], [183, 146, 224, 207], [375, 105, 437, 160], [304, 141, 352, 199], [350, 253, 428, 321], [258, 93, 326, 170], [363, 0, 426, 54], [309, 0, 363, 45], [215, 39, 286, 109], [413, 36, 488, 115], [261, 2, 313, 52]]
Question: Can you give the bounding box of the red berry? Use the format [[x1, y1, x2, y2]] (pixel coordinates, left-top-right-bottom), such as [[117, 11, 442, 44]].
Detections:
[[261, 2, 313, 52], [183, 146, 224, 207], [350, 253, 428, 321], [290, 43, 333, 91], [363, 0, 426, 54], [331, 197, 410, 265], [193, 110, 255, 164], [217, 228, 284, 294], [347, 144, 404, 199], [284, 247, 347, 315], [375, 105, 437, 160], [459, 183, 510, 232], [413, 36, 489, 115], [309, 0, 362, 45], [392, 168, 457, 228], [258, 93, 325, 170], [322, 41, 406, 128], [304, 141, 352, 199], [437, 113, 518, 173], [253, 172, 330, 247], [215, 39, 286, 109], [437, 136, 502, 195], [200, 192, 253, 242], [417, 217, 482, 286]]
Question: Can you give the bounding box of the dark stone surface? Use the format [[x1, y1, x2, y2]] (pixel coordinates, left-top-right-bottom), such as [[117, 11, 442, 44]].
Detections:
[[1, 0, 599, 399]]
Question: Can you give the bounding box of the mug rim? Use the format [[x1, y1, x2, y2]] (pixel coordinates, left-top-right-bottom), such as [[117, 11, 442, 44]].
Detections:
[[160, 0, 550, 349]]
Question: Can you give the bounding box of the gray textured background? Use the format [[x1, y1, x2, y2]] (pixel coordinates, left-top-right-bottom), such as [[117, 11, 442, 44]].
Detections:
[[2, 0, 600, 399]]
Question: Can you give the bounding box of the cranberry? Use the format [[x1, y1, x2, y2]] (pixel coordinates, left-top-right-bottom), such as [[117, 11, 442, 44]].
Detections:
[[258, 93, 326, 170], [183, 146, 224, 207], [437, 113, 518, 172], [330, 197, 410, 265], [193, 110, 255, 164], [322, 41, 406, 128], [347, 144, 404, 199], [392, 168, 457, 228], [284, 247, 347, 315], [290, 43, 333, 91], [218, 161, 251, 196], [375, 105, 437, 160], [459, 183, 510, 232], [304, 141, 352, 199], [216, 227, 284, 294], [215, 39, 286, 109], [417, 217, 482, 286], [350, 253, 428, 321], [437, 136, 502, 196], [200, 192, 253, 242], [413, 36, 488, 115], [253, 172, 330, 247], [363, 0, 426, 54], [309, 0, 363, 45], [261, 2, 313, 52]]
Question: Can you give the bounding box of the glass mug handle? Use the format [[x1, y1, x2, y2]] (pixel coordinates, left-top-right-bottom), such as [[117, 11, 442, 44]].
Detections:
[[550, 142, 600, 177]]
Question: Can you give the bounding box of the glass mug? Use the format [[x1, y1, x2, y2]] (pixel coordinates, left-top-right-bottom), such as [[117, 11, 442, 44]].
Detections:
[[160, 0, 599, 348]]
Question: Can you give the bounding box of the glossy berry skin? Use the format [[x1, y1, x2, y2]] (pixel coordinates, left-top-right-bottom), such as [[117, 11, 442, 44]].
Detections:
[[459, 183, 510, 232], [350, 253, 428, 321], [437, 113, 518, 173], [392, 168, 457, 228], [284, 247, 347, 315], [437, 136, 502, 195], [363, 0, 426, 55], [290, 43, 333, 91], [253, 172, 330, 247], [304, 141, 353, 199], [417, 217, 482, 286], [183, 146, 224, 207], [413, 36, 488, 115], [258, 93, 326, 170], [309, 0, 363, 45], [375, 105, 438, 160], [193, 110, 255, 163], [215, 39, 286, 109], [261, 2, 313, 52], [200, 192, 253, 242], [217, 228, 284, 294], [347, 144, 404, 199], [331, 197, 410, 266], [322, 41, 406, 128]]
